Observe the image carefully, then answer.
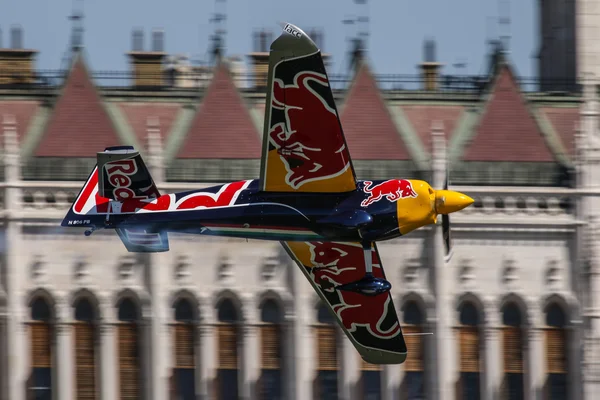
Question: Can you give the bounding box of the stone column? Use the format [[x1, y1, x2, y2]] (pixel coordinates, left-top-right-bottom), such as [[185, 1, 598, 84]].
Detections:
[[147, 253, 167, 400], [99, 322, 117, 400], [242, 322, 259, 400], [146, 116, 165, 183], [295, 295, 313, 400], [56, 321, 73, 400], [431, 121, 454, 400], [527, 327, 544, 400], [484, 322, 501, 400], [282, 314, 296, 400], [200, 323, 216, 400], [4, 114, 25, 400], [339, 331, 356, 400]]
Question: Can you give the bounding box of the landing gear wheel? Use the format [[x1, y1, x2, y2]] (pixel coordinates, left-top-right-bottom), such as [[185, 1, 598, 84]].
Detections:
[[336, 242, 392, 296]]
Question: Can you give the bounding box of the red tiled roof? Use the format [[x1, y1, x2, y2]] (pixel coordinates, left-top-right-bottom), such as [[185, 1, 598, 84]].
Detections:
[[0, 100, 39, 143], [401, 105, 463, 152], [340, 62, 411, 160], [463, 65, 556, 162], [119, 103, 180, 149], [35, 54, 121, 157], [540, 107, 579, 156], [177, 63, 261, 159]]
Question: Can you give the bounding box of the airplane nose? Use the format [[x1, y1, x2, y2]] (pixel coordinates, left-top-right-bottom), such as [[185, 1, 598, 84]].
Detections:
[[435, 190, 474, 214]]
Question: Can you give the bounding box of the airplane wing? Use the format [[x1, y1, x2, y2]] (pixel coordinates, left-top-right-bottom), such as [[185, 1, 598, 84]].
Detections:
[[282, 241, 407, 364], [259, 23, 357, 193]]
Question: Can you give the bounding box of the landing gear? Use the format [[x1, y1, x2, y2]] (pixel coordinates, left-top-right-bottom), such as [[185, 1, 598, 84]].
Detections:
[[84, 227, 97, 236], [336, 242, 392, 296]]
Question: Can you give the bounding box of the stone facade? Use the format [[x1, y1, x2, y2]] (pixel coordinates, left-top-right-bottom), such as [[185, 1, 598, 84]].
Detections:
[[0, 86, 594, 398]]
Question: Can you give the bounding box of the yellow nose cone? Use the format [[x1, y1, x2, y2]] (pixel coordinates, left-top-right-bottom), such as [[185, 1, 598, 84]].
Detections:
[[435, 190, 474, 214]]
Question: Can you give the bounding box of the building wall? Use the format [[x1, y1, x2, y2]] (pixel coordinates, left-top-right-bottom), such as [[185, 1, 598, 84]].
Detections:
[[0, 107, 589, 400]]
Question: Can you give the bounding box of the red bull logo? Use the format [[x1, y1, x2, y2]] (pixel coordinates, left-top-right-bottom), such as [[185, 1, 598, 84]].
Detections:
[[268, 70, 350, 189], [104, 159, 141, 202], [308, 242, 400, 340], [361, 179, 418, 207]]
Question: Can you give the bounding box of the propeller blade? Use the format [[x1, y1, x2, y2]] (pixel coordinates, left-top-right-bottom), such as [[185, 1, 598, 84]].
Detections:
[[444, 160, 449, 190], [442, 213, 451, 257]]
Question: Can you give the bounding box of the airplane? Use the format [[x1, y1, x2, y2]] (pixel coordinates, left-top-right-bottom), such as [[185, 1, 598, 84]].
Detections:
[[61, 23, 473, 365]]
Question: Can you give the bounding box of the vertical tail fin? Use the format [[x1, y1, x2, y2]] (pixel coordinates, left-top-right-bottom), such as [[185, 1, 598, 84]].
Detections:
[[62, 146, 161, 227], [61, 146, 170, 252]]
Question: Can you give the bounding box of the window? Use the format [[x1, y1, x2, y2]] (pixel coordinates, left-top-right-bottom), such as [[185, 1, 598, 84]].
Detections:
[[401, 301, 425, 400], [74, 297, 97, 400], [172, 298, 196, 400], [216, 298, 240, 400], [314, 302, 338, 400], [502, 302, 524, 400], [258, 299, 283, 400], [117, 298, 140, 400], [28, 297, 53, 400], [545, 303, 567, 400], [457, 302, 481, 400]]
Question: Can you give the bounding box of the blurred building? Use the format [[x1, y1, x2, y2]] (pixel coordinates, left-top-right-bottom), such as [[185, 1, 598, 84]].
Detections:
[[537, 0, 577, 91], [0, 25, 593, 400]]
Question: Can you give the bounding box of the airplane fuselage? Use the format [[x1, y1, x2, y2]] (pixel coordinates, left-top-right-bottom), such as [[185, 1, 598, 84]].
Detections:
[[95, 178, 438, 243]]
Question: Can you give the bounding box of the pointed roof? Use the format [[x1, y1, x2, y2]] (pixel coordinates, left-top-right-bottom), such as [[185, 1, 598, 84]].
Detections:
[[175, 62, 261, 159], [539, 106, 579, 156], [0, 101, 39, 143], [402, 105, 463, 152], [119, 103, 181, 150], [462, 59, 557, 162], [34, 52, 122, 157], [340, 61, 413, 160]]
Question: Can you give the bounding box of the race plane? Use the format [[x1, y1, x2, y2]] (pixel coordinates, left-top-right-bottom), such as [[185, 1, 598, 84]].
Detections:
[[61, 23, 473, 364]]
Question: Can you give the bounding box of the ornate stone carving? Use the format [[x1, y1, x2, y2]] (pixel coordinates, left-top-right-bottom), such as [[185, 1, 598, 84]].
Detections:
[[545, 259, 561, 289], [458, 258, 475, 287], [217, 254, 233, 283], [403, 258, 420, 286], [261, 255, 279, 281], [74, 255, 89, 281], [502, 258, 518, 287], [30, 254, 46, 281], [118, 255, 135, 280], [174, 255, 191, 282]]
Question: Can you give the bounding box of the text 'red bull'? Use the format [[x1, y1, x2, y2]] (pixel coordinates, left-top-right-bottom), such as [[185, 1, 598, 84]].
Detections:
[[269, 70, 350, 189], [308, 242, 400, 339]]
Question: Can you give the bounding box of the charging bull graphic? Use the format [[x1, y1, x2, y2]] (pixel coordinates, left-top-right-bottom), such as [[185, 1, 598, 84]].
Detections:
[[307, 242, 401, 340], [268, 70, 350, 189], [361, 179, 418, 207]]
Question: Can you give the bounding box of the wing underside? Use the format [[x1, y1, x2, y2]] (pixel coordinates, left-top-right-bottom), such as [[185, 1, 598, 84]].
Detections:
[[259, 23, 357, 193], [282, 240, 407, 364]]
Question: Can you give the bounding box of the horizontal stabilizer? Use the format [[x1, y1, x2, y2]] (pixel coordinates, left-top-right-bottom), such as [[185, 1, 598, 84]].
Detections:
[[116, 228, 169, 253]]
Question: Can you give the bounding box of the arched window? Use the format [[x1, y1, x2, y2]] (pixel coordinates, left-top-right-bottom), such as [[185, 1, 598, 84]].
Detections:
[[457, 301, 481, 400], [117, 297, 141, 400], [401, 301, 425, 400], [216, 297, 240, 400], [172, 298, 196, 400], [502, 302, 525, 400], [28, 296, 53, 400], [258, 298, 283, 400], [74, 297, 97, 400], [314, 302, 339, 400], [545, 303, 568, 400]]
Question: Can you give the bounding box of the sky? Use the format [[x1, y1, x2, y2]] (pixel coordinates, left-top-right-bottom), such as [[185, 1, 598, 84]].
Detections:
[[1, 0, 538, 77]]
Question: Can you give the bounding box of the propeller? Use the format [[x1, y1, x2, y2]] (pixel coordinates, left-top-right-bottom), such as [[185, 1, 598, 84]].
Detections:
[[433, 162, 469, 261], [441, 167, 451, 258]]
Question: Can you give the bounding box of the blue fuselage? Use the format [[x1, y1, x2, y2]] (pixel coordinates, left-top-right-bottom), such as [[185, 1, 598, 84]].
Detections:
[[106, 179, 403, 243]]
